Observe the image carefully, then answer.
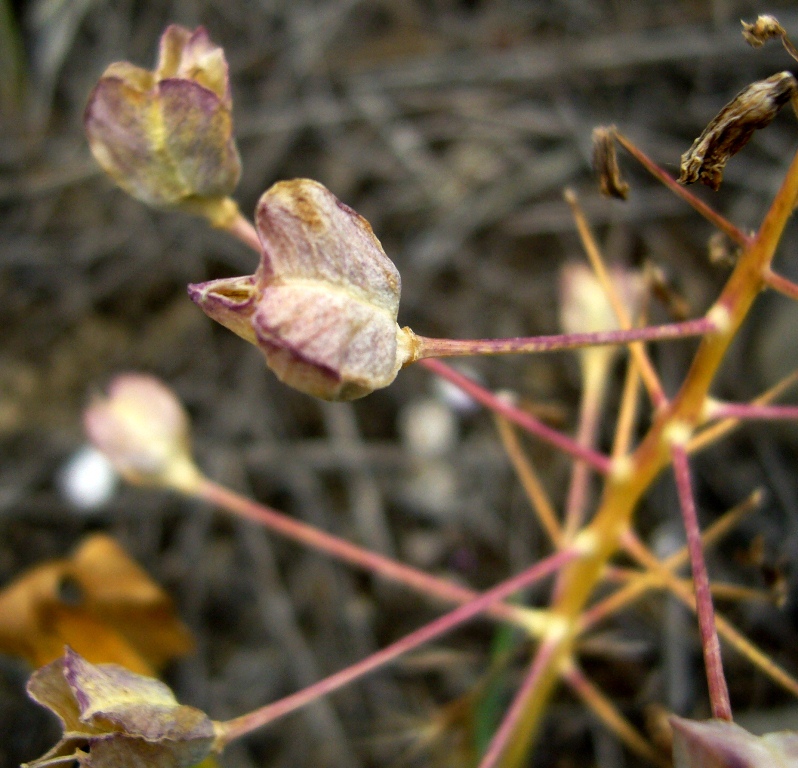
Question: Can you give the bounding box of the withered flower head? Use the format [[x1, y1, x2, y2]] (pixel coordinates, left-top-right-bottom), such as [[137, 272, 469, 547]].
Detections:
[[671, 716, 798, 768], [83, 374, 202, 493], [189, 179, 416, 401], [742, 15, 787, 48], [84, 25, 241, 224], [592, 126, 629, 200], [679, 72, 798, 190], [24, 647, 218, 768]]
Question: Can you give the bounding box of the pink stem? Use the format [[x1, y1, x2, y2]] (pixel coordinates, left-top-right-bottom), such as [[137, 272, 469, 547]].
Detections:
[[217, 547, 577, 745], [708, 402, 798, 421], [413, 318, 715, 359], [198, 479, 531, 627], [418, 358, 613, 474], [764, 269, 798, 301], [613, 131, 753, 249], [671, 444, 732, 721], [224, 212, 263, 254], [477, 639, 560, 768]]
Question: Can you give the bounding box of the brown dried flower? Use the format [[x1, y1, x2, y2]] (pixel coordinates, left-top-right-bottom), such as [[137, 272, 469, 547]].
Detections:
[[741, 15, 787, 48], [84, 25, 241, 225], [671, 716, 798, 768], [592, 126, 629, 200], [189, 179, 416, 401], [24, 647, 219, 768], [679, 72, 798, 190]]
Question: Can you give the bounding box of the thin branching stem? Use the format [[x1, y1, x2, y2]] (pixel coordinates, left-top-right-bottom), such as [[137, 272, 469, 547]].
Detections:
[[419, 358, 612, 473], [688, 370, 798, 453], [221, 209, 264, 254], [197, 477, 545, 633], [411, 317, 715, 359], [613, 130, 753, 248], [496, 140, 798, 768], [493, 415, 564, 548], [707, 402, 798, 421], [622, 531, 798, 699], [670, 443, 731, 720], [476, 639, 561, 768], [563, 662, 668, 767], [216, 547, 578, 747], [764, 268, 798, 301], [564, 187, 668, 409], [580, 490, 761, 631]]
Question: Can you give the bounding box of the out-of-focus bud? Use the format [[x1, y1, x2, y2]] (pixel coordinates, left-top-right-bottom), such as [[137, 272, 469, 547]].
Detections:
[[189, 179, 416, 401], [671, 716, 798, 768], [679, 72, 798, 191], [559, 263, 643, 337], [24, 647, 219, 768], [592, 126, 629, 200], [84, 25, 241, 225], [83, 374, 202, 493], [559, 262, 645, 392]]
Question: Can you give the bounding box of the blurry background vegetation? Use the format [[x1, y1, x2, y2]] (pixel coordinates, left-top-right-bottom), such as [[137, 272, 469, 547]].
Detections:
[[2, 1, 798, 766]]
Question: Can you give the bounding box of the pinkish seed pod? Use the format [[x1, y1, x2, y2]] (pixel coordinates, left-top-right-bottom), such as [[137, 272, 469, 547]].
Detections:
[[84, 25, 241, 223], [24, 647, 218, 768], [671, 716, 798, 768], [83, 374, 201, 492], [189, 179, 416, 401]]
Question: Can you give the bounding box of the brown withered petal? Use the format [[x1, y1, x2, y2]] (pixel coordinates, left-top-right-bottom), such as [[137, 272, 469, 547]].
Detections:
[[671, 716, 798, 768], [679, 72, 798, 190], [25, 647, 217, 768], [741, 15, 786, 48], [189, 179, 415, 401], [592, 126, 629, 199]]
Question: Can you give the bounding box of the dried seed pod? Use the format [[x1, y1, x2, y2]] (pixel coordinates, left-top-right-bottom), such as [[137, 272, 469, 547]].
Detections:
[[592, 126, 629, 199], [189, 179, 416, 401], [679, 72, 798, 190], [84, 25, 241, 224], [24, 647, 218, 768]]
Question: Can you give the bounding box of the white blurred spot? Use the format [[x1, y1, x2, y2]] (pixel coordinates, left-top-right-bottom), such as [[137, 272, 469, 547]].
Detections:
[[399, 398, 458, 457], [58, 445, 119, 511], [433, 366, 481, 414]]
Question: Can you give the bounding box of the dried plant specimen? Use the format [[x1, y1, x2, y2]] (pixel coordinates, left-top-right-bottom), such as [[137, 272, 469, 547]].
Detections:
[[679, 72, 798, 190], [592, 126, 630, 199]]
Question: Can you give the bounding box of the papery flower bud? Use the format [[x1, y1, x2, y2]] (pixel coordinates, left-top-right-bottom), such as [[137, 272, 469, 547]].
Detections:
[[83, 374, 202, 493], [84, 25, 241, 224], [671, 716, 798, 768], [24, 647, 219, 768], [189, 178, 416, 401]]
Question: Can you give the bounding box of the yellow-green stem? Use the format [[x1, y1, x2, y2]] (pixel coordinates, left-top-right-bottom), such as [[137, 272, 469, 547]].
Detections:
[[497, 144, 798, 768]]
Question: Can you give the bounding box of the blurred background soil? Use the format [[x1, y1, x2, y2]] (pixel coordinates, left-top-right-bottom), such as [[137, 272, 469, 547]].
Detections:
[[3, 1, 798, 766]]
